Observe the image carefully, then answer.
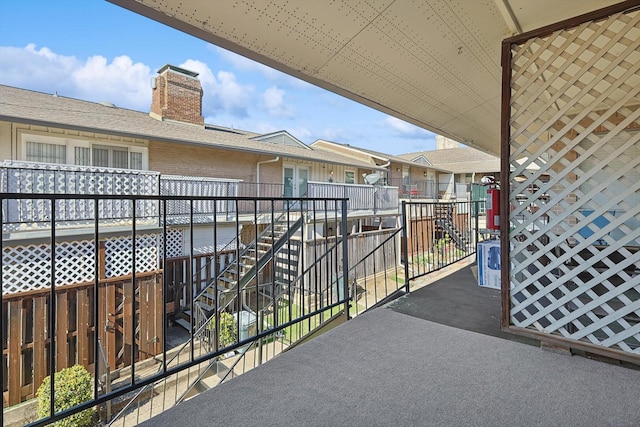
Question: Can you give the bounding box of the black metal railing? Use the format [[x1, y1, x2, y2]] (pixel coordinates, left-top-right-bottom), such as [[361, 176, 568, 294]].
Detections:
[[402, 200, 484, 283], [0, 193, 349, 427], [1, 194, 485, 427], [387, 178, 437, 199]]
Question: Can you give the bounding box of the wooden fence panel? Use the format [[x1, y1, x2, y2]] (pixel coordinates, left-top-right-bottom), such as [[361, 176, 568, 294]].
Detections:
[[2, 271, 163, 407], [33, 296, 47, 394]]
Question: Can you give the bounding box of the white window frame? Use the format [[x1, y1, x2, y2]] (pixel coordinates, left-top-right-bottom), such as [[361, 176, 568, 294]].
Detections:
[[20, 133, 148, 170], [344, 170, 355, 184]]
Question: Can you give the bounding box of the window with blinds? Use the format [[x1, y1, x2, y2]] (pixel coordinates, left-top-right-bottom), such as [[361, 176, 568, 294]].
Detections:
[[26, 142, 66, 164], [23, 135, 148, 170]]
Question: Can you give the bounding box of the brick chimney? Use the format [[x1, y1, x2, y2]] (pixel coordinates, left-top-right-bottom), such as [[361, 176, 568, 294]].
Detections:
[[150, 64, 204, 126]]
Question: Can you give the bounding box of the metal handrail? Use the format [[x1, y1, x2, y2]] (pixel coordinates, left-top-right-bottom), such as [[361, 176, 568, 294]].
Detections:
[[192, 204, 301, 304]]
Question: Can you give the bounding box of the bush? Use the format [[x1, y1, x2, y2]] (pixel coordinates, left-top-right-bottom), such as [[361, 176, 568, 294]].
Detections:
[[208, 312, 238, 348], [36, 364, 95, 427]]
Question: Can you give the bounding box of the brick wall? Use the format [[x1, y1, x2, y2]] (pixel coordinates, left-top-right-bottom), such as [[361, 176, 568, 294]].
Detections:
[[151, 66, 204, 126], [149, 140, 282, 184]]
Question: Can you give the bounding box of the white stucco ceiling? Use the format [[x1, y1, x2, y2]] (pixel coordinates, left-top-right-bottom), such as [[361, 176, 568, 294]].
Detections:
[[109, 0, 628, 156]]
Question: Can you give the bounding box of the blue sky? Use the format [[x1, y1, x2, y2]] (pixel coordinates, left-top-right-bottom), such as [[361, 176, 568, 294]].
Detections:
[[0, 0, 438, 154]]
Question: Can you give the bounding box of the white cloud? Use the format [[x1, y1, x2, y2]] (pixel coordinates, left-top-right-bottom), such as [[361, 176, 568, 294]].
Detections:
[[261, 86, 295, 118], [317, 128, 348, 143], [0, 44, 152, 110], [0, 44, 79, 95], [180, 59, 254, 118], [73, 55, 152, 109]]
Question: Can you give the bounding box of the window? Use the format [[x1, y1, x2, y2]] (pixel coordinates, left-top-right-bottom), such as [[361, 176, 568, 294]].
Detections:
[[130, 152, 143, 170], [26, 142, 66, 164], [74, 147, 91, 166], [92, 145, 129, 169], [345, 170, 355, 184], [76, 145, 144, 169], [22, 134, 148, 170]]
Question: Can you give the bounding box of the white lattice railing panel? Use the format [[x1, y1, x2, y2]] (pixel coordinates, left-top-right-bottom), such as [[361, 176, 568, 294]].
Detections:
[[105, 234, 159, 278], [160, 175, 238, 224], [508, 9, 640, 355], [2, 240, 95, 294], [1, 161, 161, 231]]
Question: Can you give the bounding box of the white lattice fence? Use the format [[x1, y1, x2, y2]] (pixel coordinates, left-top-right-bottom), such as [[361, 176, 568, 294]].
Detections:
[[158, 228, 184, 259], [105, 234, 159, 278], [2, 240, 96, 294], [507, 9, 640, 355], [2, 233, 162, 294], [160, 175, 238, 224]]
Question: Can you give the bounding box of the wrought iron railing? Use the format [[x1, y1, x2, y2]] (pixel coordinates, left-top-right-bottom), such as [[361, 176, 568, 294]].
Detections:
[[387, 178, 437, 199], [402, 200, 483, 282], [0, 193, 350, 427], [1, 194, 485, 427]]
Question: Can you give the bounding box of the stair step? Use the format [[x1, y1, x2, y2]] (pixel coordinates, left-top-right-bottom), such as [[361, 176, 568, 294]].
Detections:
[[274, 257, 299, 266], [175, 318, 192, 331], [195, 300, 215, 312], [200, 289, 218, 300]]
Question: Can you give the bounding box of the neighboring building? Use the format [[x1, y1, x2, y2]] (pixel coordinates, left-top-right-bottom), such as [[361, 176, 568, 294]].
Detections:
[[435, 135, 460, 150], [0, 65, 399, 244], [0, 65, 404, 405], [398, 147, 500, 200], [311, 139, 451, 199]]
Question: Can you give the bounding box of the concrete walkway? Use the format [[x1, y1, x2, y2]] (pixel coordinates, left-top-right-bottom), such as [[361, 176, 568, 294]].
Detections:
[[142, 264, 640, 426]]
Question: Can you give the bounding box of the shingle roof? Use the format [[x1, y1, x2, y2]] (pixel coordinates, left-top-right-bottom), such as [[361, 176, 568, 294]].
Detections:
[[311, 140, 451, 173], [0, 85, 382, 170], [397, 147, 500, 174]]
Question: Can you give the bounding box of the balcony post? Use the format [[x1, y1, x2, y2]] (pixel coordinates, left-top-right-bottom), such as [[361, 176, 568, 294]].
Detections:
[[341, 199, 349, 319], [401, 201, 409, 292]]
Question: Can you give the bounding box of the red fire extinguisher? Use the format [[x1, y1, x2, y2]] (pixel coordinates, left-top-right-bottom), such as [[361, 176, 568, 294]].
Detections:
[[486, 187, 500, 230]]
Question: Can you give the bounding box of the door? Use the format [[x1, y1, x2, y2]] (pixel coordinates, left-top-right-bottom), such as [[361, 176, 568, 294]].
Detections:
[[284, 165, 309, 197]]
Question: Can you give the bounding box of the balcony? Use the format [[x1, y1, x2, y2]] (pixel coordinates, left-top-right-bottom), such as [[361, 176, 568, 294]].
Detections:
[[307, 181, 399, 216], [132, 263, 640, 427], [2, 193, 484, 426], [0, 162, 400, 236], [6, 194, 639, 426], [387, 178, 437, 200]]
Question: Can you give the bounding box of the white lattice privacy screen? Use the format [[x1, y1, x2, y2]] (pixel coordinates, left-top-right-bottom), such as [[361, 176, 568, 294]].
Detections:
[[2, 234, 164, 294], [160, 175, 238, 224], [104, 234, 159, 277], [0, 161, 160, 231], [508, 8, 640, 355]]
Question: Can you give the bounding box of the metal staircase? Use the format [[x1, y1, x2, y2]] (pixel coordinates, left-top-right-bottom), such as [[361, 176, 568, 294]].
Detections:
[[434, 203, 469, 250], [175, 212, 304, 335]]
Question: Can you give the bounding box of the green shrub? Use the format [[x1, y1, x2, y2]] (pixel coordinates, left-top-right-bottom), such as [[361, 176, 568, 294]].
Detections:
[[36, 364, 95, 427], [208, 312, 238, 348]]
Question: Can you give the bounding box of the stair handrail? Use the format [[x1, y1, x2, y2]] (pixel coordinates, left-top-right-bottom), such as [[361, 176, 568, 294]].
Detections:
[[192, 203, 300, 303], [250, 235, 345, 317], [194, 216, 304, 334]]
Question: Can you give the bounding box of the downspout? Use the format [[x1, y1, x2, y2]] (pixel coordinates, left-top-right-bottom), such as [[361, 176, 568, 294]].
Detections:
[[379, 160, 390, 186], [256, 156, 280, 197]]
